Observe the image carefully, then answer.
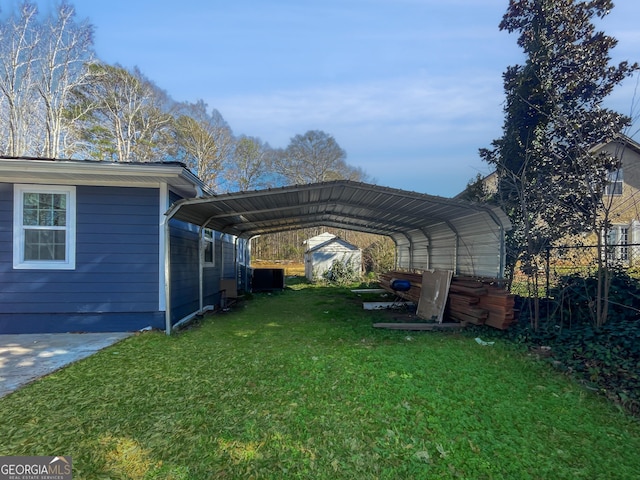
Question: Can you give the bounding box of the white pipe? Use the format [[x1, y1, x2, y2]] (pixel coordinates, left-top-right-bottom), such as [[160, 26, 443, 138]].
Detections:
[[199, 226, 204, 312], [164, 214, 172, 335]]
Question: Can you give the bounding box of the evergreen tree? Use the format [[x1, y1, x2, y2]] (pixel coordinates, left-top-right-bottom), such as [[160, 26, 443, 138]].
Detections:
[[481, 0, 638, 327], [481, 0, 638, 275]]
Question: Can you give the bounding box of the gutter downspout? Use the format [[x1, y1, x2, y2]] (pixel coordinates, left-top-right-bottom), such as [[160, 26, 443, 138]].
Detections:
[[164, 212, 172, 335]]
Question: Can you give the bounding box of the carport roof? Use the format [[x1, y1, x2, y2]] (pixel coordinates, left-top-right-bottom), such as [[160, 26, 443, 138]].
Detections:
[[165, 180, 511, 239]]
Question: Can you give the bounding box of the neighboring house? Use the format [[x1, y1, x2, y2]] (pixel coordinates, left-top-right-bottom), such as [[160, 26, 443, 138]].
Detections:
[[458, 135, 640, 265], [304, 233, 362, 282], [590, 137, 640, 264], [0, 157, 249, 334]]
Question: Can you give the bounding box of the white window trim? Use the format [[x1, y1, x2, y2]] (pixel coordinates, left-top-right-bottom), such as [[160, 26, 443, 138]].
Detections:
[[604, 224, 630, 264], [203, 228, 215, 267], [13, 184, 76, 270]]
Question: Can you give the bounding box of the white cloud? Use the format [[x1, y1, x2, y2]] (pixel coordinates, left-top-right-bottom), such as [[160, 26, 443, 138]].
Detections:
[[207, 72, 505, 195], [211, 72, 504, 145]]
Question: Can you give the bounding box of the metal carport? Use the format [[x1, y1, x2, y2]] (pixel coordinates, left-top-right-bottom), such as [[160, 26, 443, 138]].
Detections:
[[164, 180, 511, 303]]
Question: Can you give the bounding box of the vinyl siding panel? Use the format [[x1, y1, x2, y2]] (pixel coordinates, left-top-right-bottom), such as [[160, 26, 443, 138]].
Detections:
[[0, 183, 163, 333], [169, 223, 242, 327], [0, 183, 13, 272], [168, 219, 201, 324]]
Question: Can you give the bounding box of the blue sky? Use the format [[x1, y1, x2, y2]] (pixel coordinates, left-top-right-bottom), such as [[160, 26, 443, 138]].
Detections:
[[30, 1, 640, 196]]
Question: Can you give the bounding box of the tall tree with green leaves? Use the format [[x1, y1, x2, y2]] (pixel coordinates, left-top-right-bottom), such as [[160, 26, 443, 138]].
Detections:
[[481, 0, 638, 327]]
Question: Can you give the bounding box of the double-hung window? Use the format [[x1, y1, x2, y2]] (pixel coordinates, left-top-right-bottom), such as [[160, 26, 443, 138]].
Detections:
[[605, 168, 623, 196], [13, 185, 76, 269]]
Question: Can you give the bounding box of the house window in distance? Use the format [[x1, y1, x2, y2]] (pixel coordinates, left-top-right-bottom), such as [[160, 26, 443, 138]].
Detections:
[[605, 168, 623, 196], [606, 225, 629, 264], [13, 185, 76, 269]]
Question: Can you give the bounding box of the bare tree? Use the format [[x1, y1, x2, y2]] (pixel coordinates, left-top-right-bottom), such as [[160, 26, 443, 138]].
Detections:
[[222, 135, 273, 192], [273, 130, 365, 185], [0, 1, 39, 156], [69, 63, 173, 162], [173, 100, 233, 189], [35, 1, 94, 158]]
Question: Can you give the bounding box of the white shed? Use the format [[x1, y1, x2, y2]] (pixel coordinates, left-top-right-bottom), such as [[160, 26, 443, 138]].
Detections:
[[304, 233, 362, 282]]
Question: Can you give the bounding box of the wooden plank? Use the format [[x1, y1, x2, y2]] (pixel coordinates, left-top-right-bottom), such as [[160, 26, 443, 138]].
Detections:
[[373, 322, 466, 330], [448, 284, 487, 296], [448, 293, 480, 305], [448, 310, 487, 325], [351, 288, 387, 293]]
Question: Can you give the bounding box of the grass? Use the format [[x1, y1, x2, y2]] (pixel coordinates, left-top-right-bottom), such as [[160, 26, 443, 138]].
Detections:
[[1, 281, 639, 479]]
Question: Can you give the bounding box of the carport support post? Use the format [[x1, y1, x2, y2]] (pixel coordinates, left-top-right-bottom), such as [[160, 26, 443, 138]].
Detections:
[[199, 226, 204, 313], [164, 212, 173, 335]]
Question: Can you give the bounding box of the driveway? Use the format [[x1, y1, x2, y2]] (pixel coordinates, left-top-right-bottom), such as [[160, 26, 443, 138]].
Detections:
[[0, 332, 132, 398]]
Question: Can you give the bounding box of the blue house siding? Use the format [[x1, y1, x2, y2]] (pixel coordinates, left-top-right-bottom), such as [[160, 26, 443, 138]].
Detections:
[[0, 184, 11, 271], [0, 183, 163, 333], [168, 219, 200, 325], [169, 222, 242, 328], [221, 234, 237, 278]]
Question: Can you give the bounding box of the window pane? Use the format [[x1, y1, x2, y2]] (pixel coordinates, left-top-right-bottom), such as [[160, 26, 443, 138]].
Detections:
[[23, 208, 38, 226], [23, 193, 39, 207], [52, 194, 67, 226], [23, 229, 66, 261], [24, 230, 39, 260], [204, 242, 213, 263], [39, 209, 53, 226], [54, 244, 66, 260], [53, 210, 66, 226], [22, 192, 68, 227], [613, 182, 623, 195], [52, 194, 66, 209]]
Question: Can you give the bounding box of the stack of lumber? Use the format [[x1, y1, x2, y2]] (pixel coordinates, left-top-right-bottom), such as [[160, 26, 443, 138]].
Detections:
[[447, 277, 517, 330], [378, 271, 517, 330]]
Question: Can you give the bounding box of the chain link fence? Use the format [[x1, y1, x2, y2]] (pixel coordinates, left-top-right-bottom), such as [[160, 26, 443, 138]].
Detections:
[[510, 243, 640, 298]]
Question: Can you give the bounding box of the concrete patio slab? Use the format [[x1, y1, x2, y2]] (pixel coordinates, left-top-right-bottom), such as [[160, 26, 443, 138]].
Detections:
[[0, 332, 132, 398]]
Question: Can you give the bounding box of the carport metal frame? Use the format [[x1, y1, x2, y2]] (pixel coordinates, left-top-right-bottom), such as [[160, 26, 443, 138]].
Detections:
[[163, 180, 511, 333]]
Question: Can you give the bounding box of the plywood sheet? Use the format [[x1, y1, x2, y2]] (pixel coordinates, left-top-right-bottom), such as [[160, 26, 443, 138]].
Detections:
[[416, 270, 453, 323], [220, 279, 238, 298]]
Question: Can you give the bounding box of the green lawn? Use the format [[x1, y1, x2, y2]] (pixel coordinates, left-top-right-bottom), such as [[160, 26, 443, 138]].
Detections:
[[1, 282, 639, 479]]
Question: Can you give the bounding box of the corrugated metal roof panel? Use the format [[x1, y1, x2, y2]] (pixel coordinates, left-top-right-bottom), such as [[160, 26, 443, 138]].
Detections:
[[166, 180, 512, 277]]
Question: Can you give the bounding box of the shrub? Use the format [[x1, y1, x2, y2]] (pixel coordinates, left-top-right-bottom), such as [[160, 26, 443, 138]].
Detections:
[[322, 257, 359, 285], [507, 269, 640, 414]]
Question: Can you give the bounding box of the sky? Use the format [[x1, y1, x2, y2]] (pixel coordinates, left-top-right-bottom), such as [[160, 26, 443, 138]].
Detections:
[[19, 0, 640, 196]]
